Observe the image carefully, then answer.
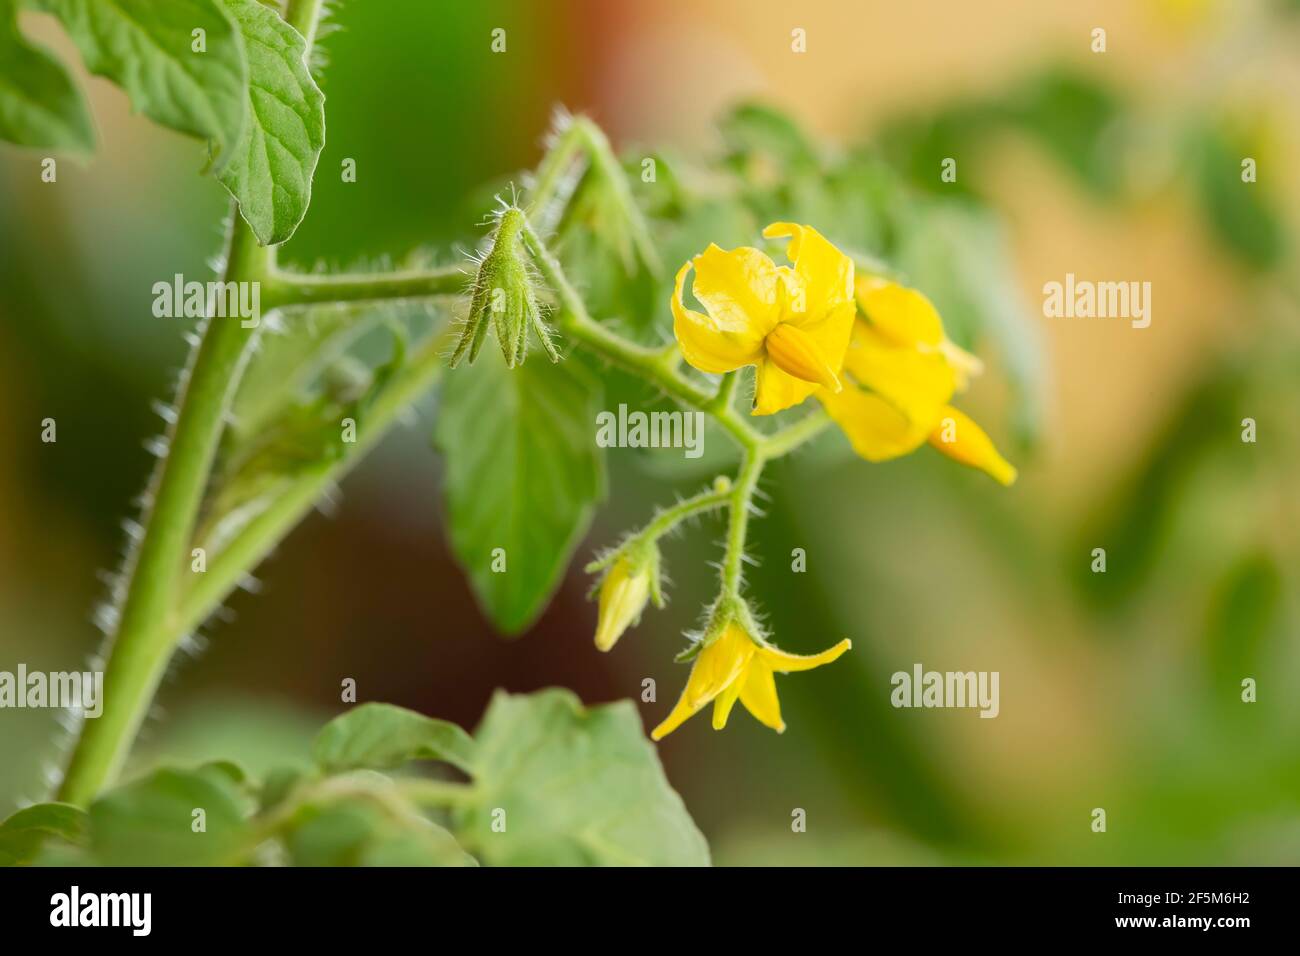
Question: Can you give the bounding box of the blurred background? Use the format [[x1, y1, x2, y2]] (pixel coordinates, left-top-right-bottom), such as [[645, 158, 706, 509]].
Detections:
[[2, 0, 1298, 864]]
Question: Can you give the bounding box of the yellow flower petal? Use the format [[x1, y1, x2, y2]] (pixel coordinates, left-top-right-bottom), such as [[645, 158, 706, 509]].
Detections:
[[650, 693, 705, 742], [758, 637, 852, 673], [753, 355, 819, 415], [842, 321, 956, 424], [764, 322, 841, 391], [692, 243, 782, 333], [651, 624, 754, 740], [928, 406, 1018, 486], [818, 385, 931, 461], [672, 257, 768, 375], [738, 660, 785, 733], [711, 673, 745, 730], [763, 222, 855, 322], [855, 277, 944, 348]]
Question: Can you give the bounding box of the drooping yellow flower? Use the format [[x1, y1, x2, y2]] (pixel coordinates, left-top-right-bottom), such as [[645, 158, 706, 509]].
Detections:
[[671, 223, 856, 415], [651, 621, 851, 739], [593, 555, 653, 652], [817, 276, 1017, 486]]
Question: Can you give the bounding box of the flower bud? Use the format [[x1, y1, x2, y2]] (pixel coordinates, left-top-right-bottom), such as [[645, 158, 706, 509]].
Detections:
[[594, 553, 655, 651], [450, 206, 557, 369]]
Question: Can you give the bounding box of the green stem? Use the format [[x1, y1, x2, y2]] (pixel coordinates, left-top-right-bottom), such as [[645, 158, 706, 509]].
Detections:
[[283, 0, 323, 47], [57, 221, 269, 805], [761, 407, 832, 458], [570, 116, 661, 276], [262, 265, 465, 309], [56, 0, 327, 807], [721, 452, 764, 597], [642, 483, 732, 540], [176, 331, 448, 638], [589, 481, 732, 577], [528, 118, 586, 236], [519, 218, 762, 451], [708, 370, 739, 414]]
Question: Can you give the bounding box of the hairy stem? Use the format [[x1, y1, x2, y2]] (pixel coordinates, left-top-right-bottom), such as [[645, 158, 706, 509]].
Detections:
[[283, 0, 323, 47], [722, 452, 764, 597], [519, 218, 764, 451], [642, 483, 732, 541], [56, 0, 327, 806], [57, 222, 269, 804], [570, 116, 661, 276], [176, 331, 449, 638], [263, 265, 465, 309], [588, 481, 732, 576], [762, 407, 832, 458]]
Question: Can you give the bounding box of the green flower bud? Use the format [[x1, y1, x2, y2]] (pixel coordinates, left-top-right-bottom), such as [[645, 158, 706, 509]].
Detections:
[[450, 206, 558, 369]]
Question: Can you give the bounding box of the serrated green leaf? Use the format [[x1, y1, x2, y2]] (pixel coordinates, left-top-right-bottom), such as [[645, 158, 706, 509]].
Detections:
[[88, 765, 251, 866], [0, 0, 94, 151], [454, 689, 710, 866], [312, 703, 476, 775], [435, 350, 605, 634], [216, 0, 324, 245], [37, 0, 247, 170], [0, 803, 88, 866]]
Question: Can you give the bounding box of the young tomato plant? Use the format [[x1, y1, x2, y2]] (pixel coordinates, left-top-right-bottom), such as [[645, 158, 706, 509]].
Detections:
[[0, 0, 1018, 866]]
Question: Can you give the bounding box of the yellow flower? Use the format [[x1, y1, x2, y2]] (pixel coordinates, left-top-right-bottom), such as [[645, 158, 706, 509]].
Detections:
[[817, 276, 1017, 486], [671, 223, 856, 415], [651, 622, 851, 740], [593, 555, 653, 652]]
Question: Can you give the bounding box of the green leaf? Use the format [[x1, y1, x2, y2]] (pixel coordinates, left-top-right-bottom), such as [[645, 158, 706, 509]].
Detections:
[[454, 689, 710, 866], [312, 703, 476, 775], [1003, 68, 1127, 199], [1189, 119, 1286, 270], [0, 803, 88, 866], [0, 0, 94, 151], [720, 101, 819, 172], [359, 826, 477, 867], [88, 765, 251, 866], [284, 799, 475, 867], [259, 765, 307, 813], [199, 758, 248, 785], [216, 0, 325, 245], [37, 0, 247, 170], [1205, 552, 1282, 686], [435, 350, 605, 634]]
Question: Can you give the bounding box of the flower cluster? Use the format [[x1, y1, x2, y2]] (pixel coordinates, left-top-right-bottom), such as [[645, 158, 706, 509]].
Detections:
[[592, 223, 1015, 740], [674, 223, 1016, 483]]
